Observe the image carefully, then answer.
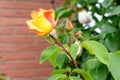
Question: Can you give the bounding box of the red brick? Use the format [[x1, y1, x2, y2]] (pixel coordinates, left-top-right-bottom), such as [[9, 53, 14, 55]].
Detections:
[[36, 37, 47, 43], [0, 1, 35, 9], [15, 27, 34, 34], [2, 69, 36, 78], [0, 1, 52, 10], [56, 0, 66, 3], [0, 17, 27, 26], [0, 35, 35, 43], [0, 27, 14, 34], [0, 9, 15, 17], [0, 52, 39, 60], [36, 68, 53, 76], [0, 62, 15, 70], [0, 44, 15, 52], [15, 61, 52, 69], [16, 44, 49, 52], [0, 9, 31, 18], [14, 10, 31, 18], [0, 0, 64, 79], [13, 77, 47, 80]]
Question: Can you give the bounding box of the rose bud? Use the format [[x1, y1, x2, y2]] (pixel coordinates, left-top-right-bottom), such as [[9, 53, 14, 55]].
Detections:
[[65, 18, 74, 31], [78, 9, 92, 24], [26, 8, 56, 36]]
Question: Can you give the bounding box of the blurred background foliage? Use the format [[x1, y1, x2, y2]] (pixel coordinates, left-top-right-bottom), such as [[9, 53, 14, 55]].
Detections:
[[52, 0, 120, 80]]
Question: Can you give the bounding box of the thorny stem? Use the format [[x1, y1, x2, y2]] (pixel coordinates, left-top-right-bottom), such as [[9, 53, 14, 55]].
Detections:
[[50, 34, 85, 80], [49, 34, 78, 68]]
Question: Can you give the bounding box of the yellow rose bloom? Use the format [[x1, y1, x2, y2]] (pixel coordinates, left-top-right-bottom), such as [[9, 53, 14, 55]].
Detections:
[[26, 8, 56, 36]]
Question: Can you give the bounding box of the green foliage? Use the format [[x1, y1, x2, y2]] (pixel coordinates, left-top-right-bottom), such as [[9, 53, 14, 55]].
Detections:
[[111, 6, 120, 15], [86, 59, 108, 80], [39, 0, 120, 80], [81, 41, 109, 65], [48, 74, 67, 80], [40, 45, 61, 64], [108, 53, 120, 80], [56, 52, 66, 68], [70, 44, 79, 60], [102, 0, 114, 8], [72, 69, 93, 80]]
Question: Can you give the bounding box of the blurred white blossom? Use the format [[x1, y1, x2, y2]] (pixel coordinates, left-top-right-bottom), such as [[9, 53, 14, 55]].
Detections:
[[96, 3, 101, 8], [104, 13, 111, 17], [98, 0, 104, 3], [78, 9, 92, 24], [88, 19, 96, 27], [95, 28, 101, 33], [94, 13, 102, 21]]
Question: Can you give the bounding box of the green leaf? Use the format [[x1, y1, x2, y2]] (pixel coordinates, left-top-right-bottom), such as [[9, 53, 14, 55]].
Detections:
[[48, 52, 57, 67], [51, 69, 68, 76], [69, 76, 82, 80], [48, 74, 67, 80], [104, 33, 120, 52], [108, 53, 120, 80], [70, 44, 79, 60], [101, 24, 116, 34], [55, 7, 65, 19], [111, 6, 120, 15], [40, 45, 60, 64], [81, 41, 109, 65], [55, 8, 73, 19], [56, 52, 66, 68], [86, 59, 108, 80], [115, 50, 120, 57], [72, 69, 93, 80], [102, 0, 114, 8], [86, 59, 99, 70]]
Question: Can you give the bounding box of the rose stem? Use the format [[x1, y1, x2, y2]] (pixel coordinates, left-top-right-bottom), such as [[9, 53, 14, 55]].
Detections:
[[49, 34, 78, 68]]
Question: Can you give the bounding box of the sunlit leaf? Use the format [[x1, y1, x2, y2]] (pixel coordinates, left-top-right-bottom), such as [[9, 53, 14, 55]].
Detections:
[[51, 69, 68, 76], [102, 0, 114, 8], [108, 53, 120, 80], [72, 69, 93, 80], [81, 41, 109, 65], [56, 52, 66, 68], [40, 45, 61, 64], [70, 44, 79, 60], [111, 6, 120, 15], [48, 74, 67, 80], [69, 76, 82, 80]]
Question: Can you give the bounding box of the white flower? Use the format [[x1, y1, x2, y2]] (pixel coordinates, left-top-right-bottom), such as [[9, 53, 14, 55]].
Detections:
[[95, 28, 101, 33], [78, 9, 92, 24], [94, 13, 102, 21], [88, 19, 96, 27]]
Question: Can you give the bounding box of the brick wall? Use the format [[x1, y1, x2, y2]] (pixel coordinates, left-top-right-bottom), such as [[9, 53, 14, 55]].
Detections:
[[0, 0, 64, 80]]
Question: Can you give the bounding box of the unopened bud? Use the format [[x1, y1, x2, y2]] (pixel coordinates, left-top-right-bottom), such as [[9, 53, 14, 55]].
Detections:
[[75, 31, 82, 40], [65, 18, 74, 31]]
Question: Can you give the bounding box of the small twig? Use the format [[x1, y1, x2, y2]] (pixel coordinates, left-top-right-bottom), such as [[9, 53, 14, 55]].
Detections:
[[49, 34, 78, 68]]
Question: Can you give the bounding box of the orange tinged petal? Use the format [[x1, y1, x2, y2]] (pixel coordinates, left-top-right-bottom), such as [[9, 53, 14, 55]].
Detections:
[[26, 8, 56, 36]]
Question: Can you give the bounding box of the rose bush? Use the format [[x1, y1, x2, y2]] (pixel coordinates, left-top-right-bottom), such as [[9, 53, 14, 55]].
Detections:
[[26, 0, 120, 80]]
